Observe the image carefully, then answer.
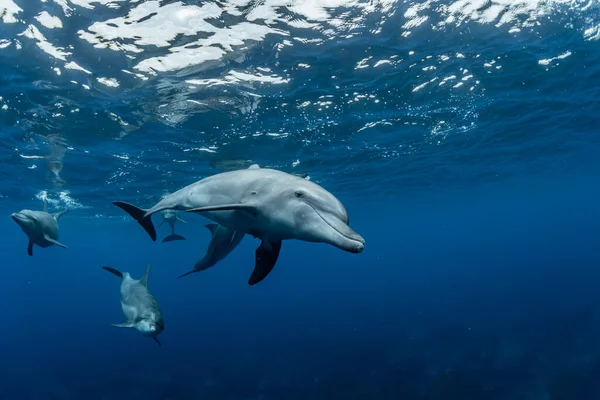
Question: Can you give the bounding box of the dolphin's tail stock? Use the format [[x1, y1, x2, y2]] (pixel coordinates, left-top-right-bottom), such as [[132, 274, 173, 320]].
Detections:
[[102, 266, 123, 279], [113, 201, 157, 241], [163, 234, 186, 243]]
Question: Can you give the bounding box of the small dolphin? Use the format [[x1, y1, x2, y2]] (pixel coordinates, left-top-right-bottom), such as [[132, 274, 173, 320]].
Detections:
[[113, 164, 364, 285], [11, 197, 68, 256], [177, 223, 245, 278], [102, 264, 164, 346], [159, 209, 187, 242]]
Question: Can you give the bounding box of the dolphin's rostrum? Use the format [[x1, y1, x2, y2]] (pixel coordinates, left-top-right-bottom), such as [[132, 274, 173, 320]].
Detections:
[[113, 164, 365, 285], [102, 264, 164, 346], [11, 197, 69, 256]]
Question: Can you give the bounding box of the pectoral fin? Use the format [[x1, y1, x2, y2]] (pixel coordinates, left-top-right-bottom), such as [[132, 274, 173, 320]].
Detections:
[[248, 240, 282, 285], [176, 216, 187, 224], [153, 337, 162, 346], [44, 235, 68, 249], [111, 323, 134, 328], [205, 223, 218, 235], [27, 241, 33, 256], [186, 204, 258, 217]]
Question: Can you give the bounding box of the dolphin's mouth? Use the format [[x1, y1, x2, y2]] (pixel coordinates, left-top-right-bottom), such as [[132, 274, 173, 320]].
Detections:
[[11, 213, 25, 223], [310, 205, 365, 253]]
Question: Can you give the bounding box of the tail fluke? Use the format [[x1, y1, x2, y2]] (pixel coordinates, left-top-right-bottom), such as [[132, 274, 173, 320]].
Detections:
[[113, 201, 157, 241], [162, 234, 186, 243], [102, 266, 123, 278]]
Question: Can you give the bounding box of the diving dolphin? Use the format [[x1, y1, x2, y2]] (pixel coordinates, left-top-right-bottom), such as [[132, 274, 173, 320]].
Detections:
[[11, 197, 69, 256], [159, 209, 187, 242], [177, 223, 245, 278], [102, 264, 164, 346], [113, 164, 365, 285]]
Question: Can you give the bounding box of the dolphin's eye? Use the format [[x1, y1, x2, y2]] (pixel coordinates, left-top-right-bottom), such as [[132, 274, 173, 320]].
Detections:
[[294, 191, 304, 198]]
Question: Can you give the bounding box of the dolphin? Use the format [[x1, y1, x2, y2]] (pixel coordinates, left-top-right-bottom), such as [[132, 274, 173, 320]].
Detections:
[[113, 164, 365, 285], [159, 209, 187, 242], [11, 197, 69, 256], [102, 264, 164, 346], [177, 223, 245, 278]]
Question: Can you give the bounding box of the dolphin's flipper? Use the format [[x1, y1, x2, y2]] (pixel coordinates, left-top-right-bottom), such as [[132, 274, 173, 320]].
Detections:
[[163, 234, 186, 242], [177, 269, 196, 279], [186, 204, 258, 216], [178, 255, 213, 278], [153, 337, 162, 346], [102, 266, 124, 278], [27, 240, 33, 256], [205, 223, 218, 235], [158, 219, 166, 228], [176, 216, 187, 224], [113, 201, 157, 242], [139, 264, 150, 288], [111, 323, 134, 328], [53, 209, 69, 220], [44, 236, 68, 249], [248, 240, 282, 285]]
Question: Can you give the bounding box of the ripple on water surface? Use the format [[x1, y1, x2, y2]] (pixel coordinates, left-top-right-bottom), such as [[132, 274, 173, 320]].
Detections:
[[0, 0, 598, 213]]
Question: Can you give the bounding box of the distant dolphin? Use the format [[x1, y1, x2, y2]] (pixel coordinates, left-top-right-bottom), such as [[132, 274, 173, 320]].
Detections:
[[113, 164, 364, 285], [159, 209, 187, 242], [11, 197, 68, 256], [102, 264, 164, 346], [177, 223, 245, 278]]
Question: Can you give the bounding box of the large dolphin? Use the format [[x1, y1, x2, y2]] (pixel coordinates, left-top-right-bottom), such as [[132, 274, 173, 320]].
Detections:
[[11, 197, 69, 256], [177, 223, 245, 278], [159, 209, 187, 242], [102, 264, 164, 346], [113, 164, 365, 285]]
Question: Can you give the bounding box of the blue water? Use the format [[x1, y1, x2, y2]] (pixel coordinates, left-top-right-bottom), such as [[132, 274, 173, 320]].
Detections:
[[2, 0, 600, 398]]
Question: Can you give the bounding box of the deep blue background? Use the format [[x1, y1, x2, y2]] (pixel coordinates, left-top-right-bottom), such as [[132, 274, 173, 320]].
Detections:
[[2, 167, 600, 399]]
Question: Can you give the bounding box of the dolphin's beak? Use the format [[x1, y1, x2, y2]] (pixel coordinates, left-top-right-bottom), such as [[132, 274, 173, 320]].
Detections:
[[313, 207, 365, 253], [11, 213, 24, 224], [335, 225, 365, 254]]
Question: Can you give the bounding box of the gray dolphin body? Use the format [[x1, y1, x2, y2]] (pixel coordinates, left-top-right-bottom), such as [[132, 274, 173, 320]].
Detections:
[[113, 164, 365, 285], [102, 264, 164, 346], [177, 223, 245, 278], [159, 209, 187, 242], [11, 198, 68, 256]]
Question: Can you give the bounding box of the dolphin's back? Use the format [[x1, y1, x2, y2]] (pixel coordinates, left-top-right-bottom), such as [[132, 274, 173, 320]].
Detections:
[[37, 212, 59, 239], [120, 279, 161, 322]]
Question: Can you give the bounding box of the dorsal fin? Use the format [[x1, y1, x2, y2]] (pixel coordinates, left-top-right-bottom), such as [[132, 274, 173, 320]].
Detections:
[[205, 223, 218, 235], [43, 197, 48, 212], [54, 209, 69, 221], [139, 264, 150, 288], [248, 164, 260, 170]]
